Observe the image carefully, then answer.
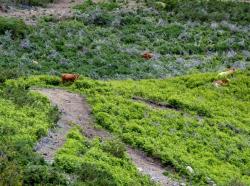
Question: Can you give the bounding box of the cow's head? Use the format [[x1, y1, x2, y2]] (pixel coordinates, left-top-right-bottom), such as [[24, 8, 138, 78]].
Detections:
[[222, 79, 229, 83], [228, 67, 236, 72], [75, 74, 80, 79]]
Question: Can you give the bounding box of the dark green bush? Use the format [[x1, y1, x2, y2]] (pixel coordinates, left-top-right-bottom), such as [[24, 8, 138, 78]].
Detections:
[[0, 16, 28, 37], [0, 68, 21, 83], [0, 155, 23, 186], [2, 86, 34, 106], [23, 165, 68, 185], [226, 178, 246, 186], [149, 0, 250, 25], [101, 138, 126, 158], [77, 163, 116, 186]]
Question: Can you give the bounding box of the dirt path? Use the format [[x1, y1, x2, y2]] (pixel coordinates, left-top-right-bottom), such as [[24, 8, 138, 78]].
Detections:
[[33, 88, 179, 186], [0, 0, 146, 24], [0, 0, 83, 25]]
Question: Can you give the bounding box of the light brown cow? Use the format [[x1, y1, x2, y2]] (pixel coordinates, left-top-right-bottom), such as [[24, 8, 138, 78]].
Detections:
[[217, 67, 236, 79], [61, 74, 80, 83], [213, 79, 229, 87]]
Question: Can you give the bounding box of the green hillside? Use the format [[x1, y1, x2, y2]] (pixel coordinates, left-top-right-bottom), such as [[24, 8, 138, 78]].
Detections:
[[0, 0, 249, 185], [1, 69, 249, 185], [0, 0, 249, 79], [0, 79, 154, 185]]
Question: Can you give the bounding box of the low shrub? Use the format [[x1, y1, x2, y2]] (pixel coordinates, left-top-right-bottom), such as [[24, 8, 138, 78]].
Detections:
[[77, 163, 116, 186], [0, 154, 23, 186], [0, 16, 28, 37], [23, 165, 68, 185], [0, 68, 22, 83], [101, 138, 126, 158]]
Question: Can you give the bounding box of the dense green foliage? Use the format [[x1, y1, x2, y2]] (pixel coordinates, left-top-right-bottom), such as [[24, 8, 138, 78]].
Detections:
[[55, 127, 154, 185], [0, 81, 65, 185], [0, 0, 249, 185], [3, 69, 249, 185], [0, 16, 28, 37], [71, 70, 250, 185], [148, 0, 250, 25], [0, 0, 249, 79]]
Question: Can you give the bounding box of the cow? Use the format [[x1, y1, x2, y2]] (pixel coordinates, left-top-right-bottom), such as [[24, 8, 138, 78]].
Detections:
[[61, 74, 80, 83], [142, 52, 154, 60], [213, 79, 229, 87], [217, 67, 236, 80]]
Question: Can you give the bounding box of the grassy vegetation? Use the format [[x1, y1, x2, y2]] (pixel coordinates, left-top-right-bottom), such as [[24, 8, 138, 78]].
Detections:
[[0, 77, 154, 185], [0, 81, 64, 185], [0, 0, 249, 185], [55, 127, 154, 185], [68, 69, 250, 185], [148, 0, 250, 25], [0, 16, 28, 37], [0, 0, 249, 79], [2, 69, 249, 185]]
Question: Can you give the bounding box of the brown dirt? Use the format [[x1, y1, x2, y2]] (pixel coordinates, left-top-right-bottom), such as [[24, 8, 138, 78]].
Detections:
[[132, 96, 180, 111], [0, 0, 146, 24], [33, 88, 180, 186], [0, 0, 83, 25]]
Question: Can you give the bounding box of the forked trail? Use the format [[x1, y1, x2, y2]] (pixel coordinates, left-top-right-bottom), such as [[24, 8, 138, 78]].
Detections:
[[33, 88, 179, 186]]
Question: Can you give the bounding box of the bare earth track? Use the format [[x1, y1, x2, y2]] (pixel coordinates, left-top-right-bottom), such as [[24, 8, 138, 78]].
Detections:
[[33, 88, 179, 186], [0, 0, 146, 24], [0, 0, 83, 24]]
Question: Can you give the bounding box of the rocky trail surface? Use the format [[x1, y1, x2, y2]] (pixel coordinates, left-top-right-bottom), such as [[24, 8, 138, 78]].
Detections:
[[33, 88, 179, 186]]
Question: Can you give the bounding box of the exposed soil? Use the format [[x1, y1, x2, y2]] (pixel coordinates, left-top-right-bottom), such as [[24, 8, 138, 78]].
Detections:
[[0, 0, 146, 24], [33, 88, 179, 186], [127, 147, 179, 186], [132, 96, 180, 111], [0, 0, 83, 25]]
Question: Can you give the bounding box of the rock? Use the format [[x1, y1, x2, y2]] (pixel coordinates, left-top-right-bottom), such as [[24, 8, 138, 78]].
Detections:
[[137, 167, 143, 172], [32, 60, 39, 65], [186, 166, 194, 174], [211, 22, 219, 29], [206, 177, 216, 186], [242, 50, 250, 58]]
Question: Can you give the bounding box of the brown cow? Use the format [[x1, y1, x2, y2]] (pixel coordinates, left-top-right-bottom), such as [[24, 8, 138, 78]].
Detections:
[[61, 74, 80, 83], [142, 52, 154, 60]]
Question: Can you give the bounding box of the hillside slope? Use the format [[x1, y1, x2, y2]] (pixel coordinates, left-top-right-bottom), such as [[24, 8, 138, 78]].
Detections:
[[0, 0, 249, 79], [0, 0, 249, 185], [0, 79, 154, 185], [1, 69, 249, 185]]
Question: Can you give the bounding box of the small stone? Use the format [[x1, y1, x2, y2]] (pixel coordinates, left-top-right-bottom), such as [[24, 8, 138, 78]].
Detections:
[[186, 166, 194, 174], [137, 167, 143, 172], [32, 60, 39, 65]]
